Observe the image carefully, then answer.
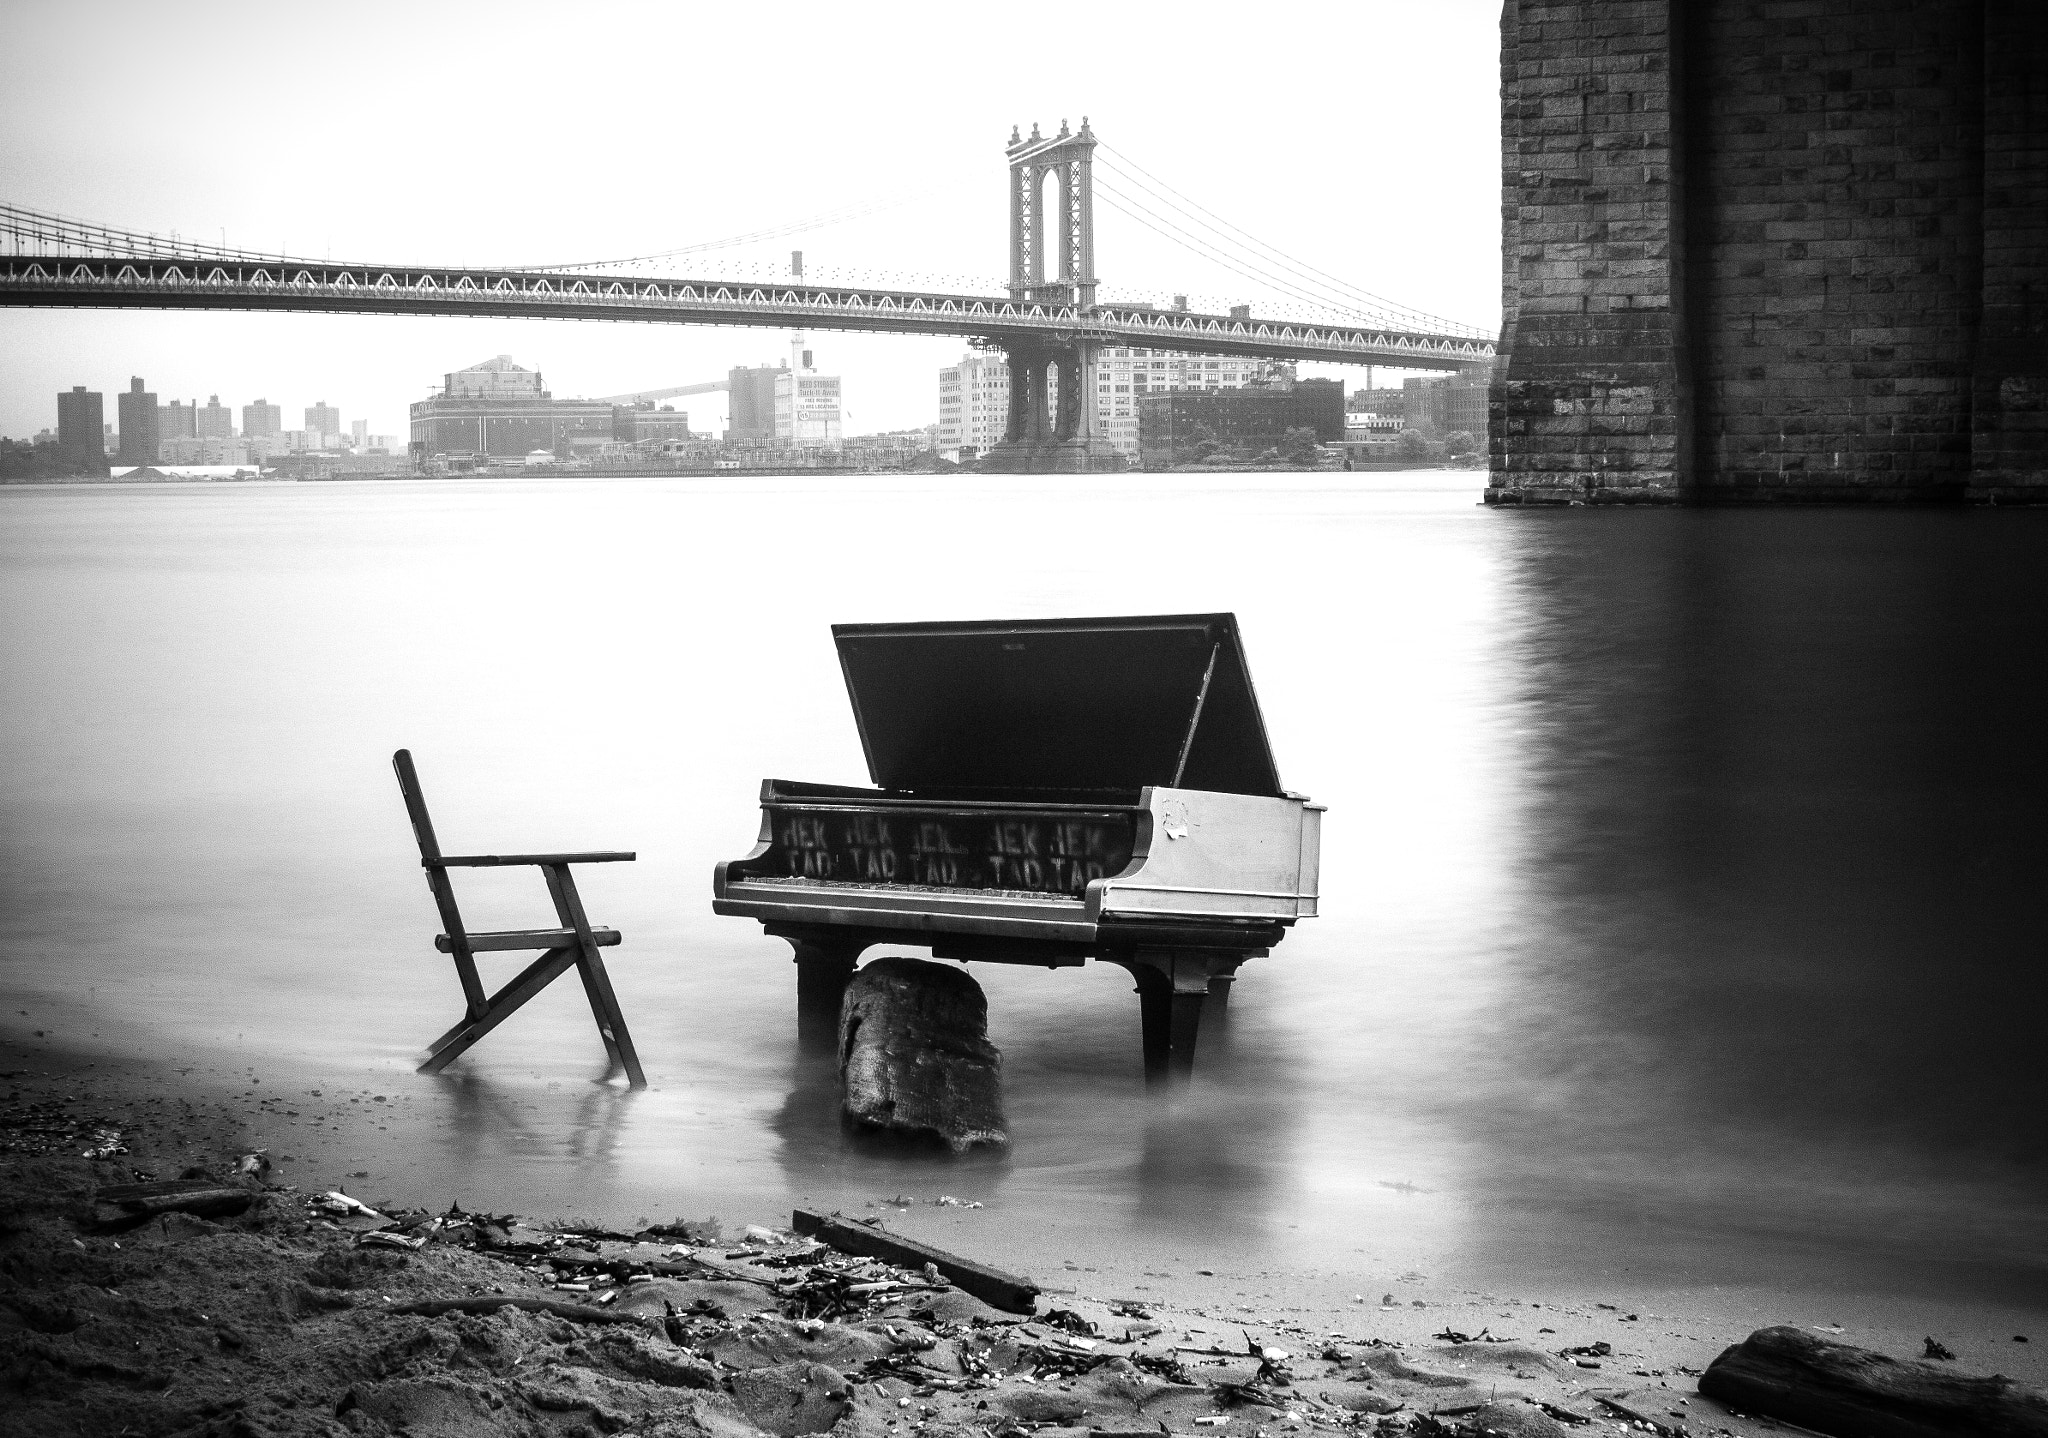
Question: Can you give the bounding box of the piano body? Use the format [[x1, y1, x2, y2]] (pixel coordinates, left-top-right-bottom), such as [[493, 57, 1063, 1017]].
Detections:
[[712, 613, 1322, 1082]]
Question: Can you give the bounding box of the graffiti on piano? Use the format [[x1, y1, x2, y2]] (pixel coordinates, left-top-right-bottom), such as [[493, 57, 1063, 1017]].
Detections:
[[769, 807, 1136, 895]]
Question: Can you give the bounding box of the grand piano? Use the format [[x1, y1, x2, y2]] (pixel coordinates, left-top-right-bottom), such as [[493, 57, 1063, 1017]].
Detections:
[[713, 613, 1322, 1082]]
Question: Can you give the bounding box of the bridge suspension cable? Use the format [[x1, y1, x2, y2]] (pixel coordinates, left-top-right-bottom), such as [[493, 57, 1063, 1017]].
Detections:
[[1090, 186, 1404, 328], [0, 190, 950, 281], [1097, 145, 1432, 320], [515, 187, 943, 273], [1091, 174, 1474, 335], [1092, 143, 1492, 339], [1, 201, 295, 265]]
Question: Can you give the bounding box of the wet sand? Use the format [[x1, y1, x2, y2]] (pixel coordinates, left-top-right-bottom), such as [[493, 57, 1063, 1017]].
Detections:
[[8, 1020, 2041, 1438]]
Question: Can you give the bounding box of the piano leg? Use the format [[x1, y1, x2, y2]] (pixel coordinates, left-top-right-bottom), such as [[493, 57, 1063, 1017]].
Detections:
[[1133, 966, 1172, 1084], [1167, 991, 1205, 1083], [1205, 968, 1240, 1028], [777, 929, 872, 1050], [1120, 955, 1216, 1087]]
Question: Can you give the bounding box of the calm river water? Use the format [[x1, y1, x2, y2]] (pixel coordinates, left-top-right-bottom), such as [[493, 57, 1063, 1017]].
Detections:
[[2, 473, 2042, 1314]]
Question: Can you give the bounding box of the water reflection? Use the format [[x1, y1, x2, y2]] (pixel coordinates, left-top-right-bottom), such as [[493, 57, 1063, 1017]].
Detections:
[[1455, 510, 2048, 1288], [430, 1067, 637, 1167]]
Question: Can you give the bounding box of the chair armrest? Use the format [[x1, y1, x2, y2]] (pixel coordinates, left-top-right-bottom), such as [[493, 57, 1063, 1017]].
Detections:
[[428, 851, 636, 868]]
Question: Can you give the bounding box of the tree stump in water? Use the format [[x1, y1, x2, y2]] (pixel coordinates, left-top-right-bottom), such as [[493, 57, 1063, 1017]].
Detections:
[[1699, 1325, 2048, 1438], [838, 958, 1007, 1152]]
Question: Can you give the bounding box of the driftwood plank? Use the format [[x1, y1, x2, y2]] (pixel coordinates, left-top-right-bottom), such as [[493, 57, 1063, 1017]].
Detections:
[[791, 1208, 1039, 1314], [1699, 1325, 2048, 1438], [94, 1179, 256, 1222]]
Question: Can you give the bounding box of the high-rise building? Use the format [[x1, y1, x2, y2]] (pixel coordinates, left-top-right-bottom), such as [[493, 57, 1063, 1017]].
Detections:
[[726, 346, 841, 447], [56, 386, 106, 470], [241, 399, 284, 458], [1349, 387, 1407, 420], [938, 347, 1293, 459], [197, 395, 235, 439], [305, 402, 341, 443], [938, 352, 1011, 458], [161, 399, 197, 440], [727, 364, 784, 442], [242, 398, 282, 439], [1400, 363, 1493, 438], [766, 338, 842, 447], [350, 419, 368, 448], [117, 377, 160, 465], [1094, 350, 1294, 453], [1137, 379, 1347, 467]]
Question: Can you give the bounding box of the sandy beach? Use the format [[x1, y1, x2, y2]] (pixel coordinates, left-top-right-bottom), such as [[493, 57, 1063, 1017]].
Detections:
[[8, 1019, 2041, 1438]]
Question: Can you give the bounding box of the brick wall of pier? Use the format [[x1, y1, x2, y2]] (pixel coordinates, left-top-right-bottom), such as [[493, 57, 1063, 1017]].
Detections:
[[1490, 0, 2048, 504]]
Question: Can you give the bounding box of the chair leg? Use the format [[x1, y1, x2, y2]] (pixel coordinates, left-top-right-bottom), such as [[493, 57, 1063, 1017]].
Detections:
[[573, 951, 647, 1090], [544, 863, 647, 1090], [420, 946, 580, 1075], [451, 947, 488, 1022]]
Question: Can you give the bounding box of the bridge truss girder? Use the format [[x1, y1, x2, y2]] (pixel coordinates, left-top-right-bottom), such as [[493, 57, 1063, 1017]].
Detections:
[[0, 258, 1493, 372]]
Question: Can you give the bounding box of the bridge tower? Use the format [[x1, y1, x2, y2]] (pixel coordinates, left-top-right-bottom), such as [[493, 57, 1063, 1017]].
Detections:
[[981, 117, 1122, 474]]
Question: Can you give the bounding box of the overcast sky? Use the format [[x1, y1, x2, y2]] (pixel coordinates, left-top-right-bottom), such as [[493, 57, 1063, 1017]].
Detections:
[[1, 0, 1503, 440]]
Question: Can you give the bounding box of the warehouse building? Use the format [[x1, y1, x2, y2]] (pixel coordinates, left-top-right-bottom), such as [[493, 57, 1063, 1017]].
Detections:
[[409, 355, 613, 462]]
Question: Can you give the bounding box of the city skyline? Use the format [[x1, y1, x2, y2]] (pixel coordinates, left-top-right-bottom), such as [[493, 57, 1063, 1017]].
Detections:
[[24, 339, 1467, 460], [0, 1, 1501, 441], [28, 376, 398, 454]]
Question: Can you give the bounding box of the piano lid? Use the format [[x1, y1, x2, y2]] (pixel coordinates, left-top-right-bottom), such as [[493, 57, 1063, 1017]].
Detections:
[[831, 613, 1285, 799]]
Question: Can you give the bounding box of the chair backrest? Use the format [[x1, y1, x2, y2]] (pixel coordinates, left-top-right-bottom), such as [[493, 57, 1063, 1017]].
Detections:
[[393, 749, 470, 950]]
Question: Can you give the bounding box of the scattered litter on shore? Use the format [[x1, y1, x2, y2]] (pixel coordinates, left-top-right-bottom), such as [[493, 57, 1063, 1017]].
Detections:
[[6, 1056, 2044, 1438], [4, 1144, 1797, 1438]]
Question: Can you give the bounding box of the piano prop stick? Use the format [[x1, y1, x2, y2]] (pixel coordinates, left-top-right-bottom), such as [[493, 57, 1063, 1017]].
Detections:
[[712, 614, 1323, 1085], [393, 749, 647, 1089]]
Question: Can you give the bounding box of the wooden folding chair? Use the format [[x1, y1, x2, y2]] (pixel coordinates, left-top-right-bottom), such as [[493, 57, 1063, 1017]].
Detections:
[[393, 749, 646, 1088]]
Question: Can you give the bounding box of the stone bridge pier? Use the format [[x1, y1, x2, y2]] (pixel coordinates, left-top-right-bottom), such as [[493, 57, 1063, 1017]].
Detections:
[[980, 338, 1122, 473], [981, 119, 1124, 473], [1489, 0, 2048, 504]]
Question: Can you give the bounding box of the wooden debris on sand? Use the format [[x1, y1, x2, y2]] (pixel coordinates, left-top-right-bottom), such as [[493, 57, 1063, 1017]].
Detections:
[[1699, 1324, 2048, 1438], [792, 1206, 1039, 1314]]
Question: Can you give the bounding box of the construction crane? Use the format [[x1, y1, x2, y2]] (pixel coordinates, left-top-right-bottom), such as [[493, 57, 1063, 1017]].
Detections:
[[601, 255, 810, 407], [595, 379, 729, 405]]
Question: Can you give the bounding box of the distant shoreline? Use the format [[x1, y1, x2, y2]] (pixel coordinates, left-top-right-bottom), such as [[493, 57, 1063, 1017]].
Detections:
[[3, 463, 1485, 486]]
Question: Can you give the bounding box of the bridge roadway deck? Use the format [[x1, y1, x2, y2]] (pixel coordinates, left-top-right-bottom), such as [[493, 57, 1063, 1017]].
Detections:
[[0, 254, 1494, 370]]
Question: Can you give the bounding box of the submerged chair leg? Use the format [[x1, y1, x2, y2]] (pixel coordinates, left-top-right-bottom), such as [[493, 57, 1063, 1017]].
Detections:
[[419, 946, 581, 1075], [574, 952, 646, 1089], [544, 862, 646, 1089]]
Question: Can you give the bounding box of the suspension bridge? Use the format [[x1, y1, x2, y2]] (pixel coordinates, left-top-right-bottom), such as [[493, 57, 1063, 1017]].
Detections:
[[0, 119, 1493, 472]]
